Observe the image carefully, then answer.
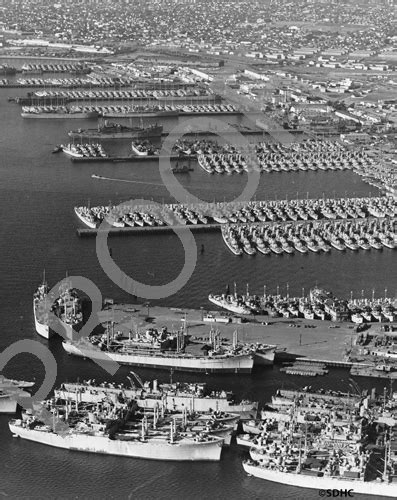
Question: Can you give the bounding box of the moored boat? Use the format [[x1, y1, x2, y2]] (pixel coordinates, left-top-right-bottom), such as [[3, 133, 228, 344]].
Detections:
[[55, 377, 258, 418], [208, 293, 252, 315], [9, 419, 223, 461], [33, 276, 83, 339], [242, 460, 397, 498], [62, 337, 254, 374], [68, 121, 163, 140]]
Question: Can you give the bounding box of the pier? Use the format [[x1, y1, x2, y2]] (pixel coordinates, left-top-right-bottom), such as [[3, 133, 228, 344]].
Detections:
[[97, 303, 375, 366], [77, 223, 221, 237], [71, 154, 196, 163], [74, 196, 396, 240]]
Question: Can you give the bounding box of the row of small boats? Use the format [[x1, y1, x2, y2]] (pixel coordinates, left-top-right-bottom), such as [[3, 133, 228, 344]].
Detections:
[[21, 103, 238, 117], [210, 196, 396, 224], [74, 196, 396, 230], [11, 76, 133, 88], [21, 63, 87, 73], [60, 143, 107, 158], [209, 284, 396, 322], [221, 218, 396, 256], [29, 87, 213, 101], [197, 139, 375, 175]]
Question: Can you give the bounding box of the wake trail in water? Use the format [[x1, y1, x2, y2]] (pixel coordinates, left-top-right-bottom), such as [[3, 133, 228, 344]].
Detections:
[[91, 175, 166, 187]]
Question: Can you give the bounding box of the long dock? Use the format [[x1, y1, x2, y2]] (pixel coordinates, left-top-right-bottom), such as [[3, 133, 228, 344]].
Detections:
[[77, 223, 220, 237], [161, 129, 265, 137], [97, 303, 365, 365], [76, 215, 389, 238], [71, 154, 196, 163], [77, 217, 388, 236]]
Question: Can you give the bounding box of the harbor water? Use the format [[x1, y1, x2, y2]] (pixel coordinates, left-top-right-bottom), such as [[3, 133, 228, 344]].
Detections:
[[0, 84, 396, 499]]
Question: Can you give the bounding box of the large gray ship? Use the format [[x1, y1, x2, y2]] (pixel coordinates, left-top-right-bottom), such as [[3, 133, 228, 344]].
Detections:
[[68, 121, 163, 140]]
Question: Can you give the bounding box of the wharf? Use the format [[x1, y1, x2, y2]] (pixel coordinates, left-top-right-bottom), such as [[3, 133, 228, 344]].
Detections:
[[71, 154, 196, 163], [14, 96, 219, 104], [163, 129, 265, 137], [97, 303, 363, 365], [76, 216, 384, 237], [77, 223, 220, 237]]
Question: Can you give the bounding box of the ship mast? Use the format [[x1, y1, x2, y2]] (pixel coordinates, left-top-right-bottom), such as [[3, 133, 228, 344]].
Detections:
[[232, 330, 238, 349], [383, 427, 389, 481], [297, 434, 302, 473]]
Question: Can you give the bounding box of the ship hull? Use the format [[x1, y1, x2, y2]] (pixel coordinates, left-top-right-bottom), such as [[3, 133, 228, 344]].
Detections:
[[68, 126, 163, 140], [74, 207, 97, 229], [61, 147, 84, 158], [102, 110, 239, 118], [62, 342, 254, 373], [103, 111, 180, 118], [33, 300, 51, 339], [253, 349, 275, 366], [242, 462, 397, 497], [34, 297, 82, 340], [9, 424, 222, 461], [208, 295, 251, 315], [21, 112, 98, 119], [55, 384, 258, 418]]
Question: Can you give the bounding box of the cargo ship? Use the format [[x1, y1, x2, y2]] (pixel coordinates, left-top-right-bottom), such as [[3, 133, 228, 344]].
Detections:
[[33, 276, 83, 339], [33, 277, 50, 339], [54, 373, 258, 418], [68, 121, 163, 140], [102, 108, 180, 118], [242, 460, 397, 497], [62, 325, 254, 373], [62, 339, 254, 373], [9, 419, 223, 461]]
